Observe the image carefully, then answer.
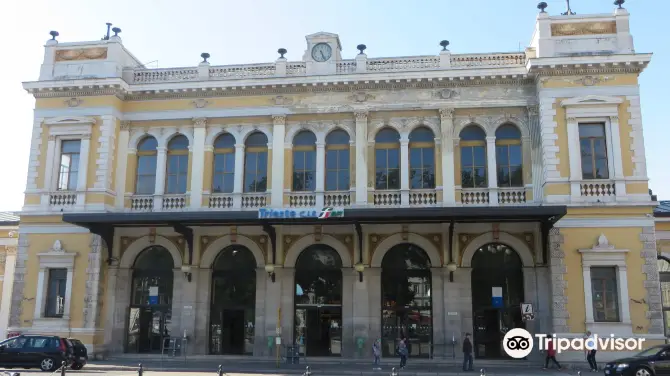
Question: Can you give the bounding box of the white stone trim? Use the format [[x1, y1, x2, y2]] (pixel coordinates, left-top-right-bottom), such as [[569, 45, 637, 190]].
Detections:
[[0, 247, 17, 339], [539, 85, 641, 100], [33, 240, 76, 329], [578, 234, 632, 336], [199, 234, 266, 268], [625, 95, 648, 178], [283, 234, 352, 268], [118, 235, 184, 268], [370, 233, 441, 268], [26, 117, 45, 191], [538, 98, 561, 181], [460, 231, 535, 268], [657, 231, 670, 240], [555, 217, 655, 228], [95, 115, 116, 190]]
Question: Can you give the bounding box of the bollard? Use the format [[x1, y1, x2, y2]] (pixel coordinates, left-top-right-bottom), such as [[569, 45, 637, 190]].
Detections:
[[218, 364, 224, 376], [391, 367, 398, 376], [61, 360, 66, 376], [304, 366, 311, 376], [479, 368, 485, 376], [138, 363, 143, 376]]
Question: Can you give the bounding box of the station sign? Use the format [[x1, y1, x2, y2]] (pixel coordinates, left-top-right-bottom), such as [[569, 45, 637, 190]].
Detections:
[[258, 207, 345, 219]]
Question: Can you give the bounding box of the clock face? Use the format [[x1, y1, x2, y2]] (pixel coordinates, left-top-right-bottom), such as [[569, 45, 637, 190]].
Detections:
[[311, 43, 332, 62]]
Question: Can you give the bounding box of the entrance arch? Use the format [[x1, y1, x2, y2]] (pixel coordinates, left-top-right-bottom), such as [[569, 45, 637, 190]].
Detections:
[[126, 246, 175, 353], [200, 234, 266, 268], [120, 236, 183, 269], [381, 243, 433, 358], [371, 233, 441, 268], [470, 243, 525, 359], [209, 245, 257, 355], [460, 232, 534, 267], [294, 244, 343, 357], [284, 234, 352, 267]]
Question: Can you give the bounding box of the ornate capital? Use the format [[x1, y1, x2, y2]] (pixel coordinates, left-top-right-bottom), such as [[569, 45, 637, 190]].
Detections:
[[439, 108, 454, 121], [567, 117, 577, 123], [272, 115, 286, 125], [192, 117, 207, 128], [5, 246, 17, 256], [354, 110, 368, 122], [610, 115, 619, 122], [81, 134, 91, 140], [48, 135, 56, 141], [120, 120, 131, 131], [526, 105, 539, 116]]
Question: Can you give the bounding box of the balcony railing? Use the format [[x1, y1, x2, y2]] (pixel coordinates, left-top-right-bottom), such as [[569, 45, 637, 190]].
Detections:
[[129, 52, 526, 84], [409, 189, 438, 206], [209, 193, 233, 209], [130, 195, 154, 212], [49, 191, 77, 207], [289, 192, 316, 208], [374, 191, 401, 206], [461, 189, 490, 205], [325, 191, 351, 207], [499, 188, 527, 205], [580, 181, 616, 197], [241, 193, 268, 209], [162, 194, 187, 211]]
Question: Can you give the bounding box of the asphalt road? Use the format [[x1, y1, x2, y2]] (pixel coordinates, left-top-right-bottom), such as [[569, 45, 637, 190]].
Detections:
[[0, 371, 576, 376]]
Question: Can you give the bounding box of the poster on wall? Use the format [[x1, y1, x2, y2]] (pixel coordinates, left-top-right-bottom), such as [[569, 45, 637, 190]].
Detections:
[[491, 287, 503, 308], [149, 286, 159, 305]]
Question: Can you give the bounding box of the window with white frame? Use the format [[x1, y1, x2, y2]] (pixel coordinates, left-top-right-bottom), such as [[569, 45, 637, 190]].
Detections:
[[579, 123, 609, 180], [590, 266, 619, 322], [34, 240, 75, 326], [57, 140, 81, 191], [45, 268, 67, 317]]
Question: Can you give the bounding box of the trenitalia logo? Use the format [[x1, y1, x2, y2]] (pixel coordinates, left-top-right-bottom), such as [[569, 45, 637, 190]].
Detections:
[[318, 207, 343, 219], [258, 207, 345, 219]]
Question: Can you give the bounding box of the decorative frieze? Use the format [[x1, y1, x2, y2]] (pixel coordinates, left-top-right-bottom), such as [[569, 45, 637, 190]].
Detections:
[[64, 97, 82, 107], [55, 47, 108, 61], [550, 21, 617, 36]]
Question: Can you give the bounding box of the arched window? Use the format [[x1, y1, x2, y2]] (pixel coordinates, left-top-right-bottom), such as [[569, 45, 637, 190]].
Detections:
[[212, 133, 236, 193], [658, 257, 670, 339], [409, 127, 436, 189], [495, 124, 522, 187], [325, 130, 350, 191], [131, 246, 175, 306], [292, 131, 316, 192], [166, 135, 189, 194], [243, 132, 268, 193], [460, 126, 487, 189], [375, 128, 400, 190], [135, 136, 158, 195]]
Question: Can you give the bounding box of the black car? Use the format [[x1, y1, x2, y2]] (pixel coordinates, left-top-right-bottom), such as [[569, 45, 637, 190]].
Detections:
[[604, 344, 670, 376], [67, 338, 88, 370], [0, 335, 73, 372]]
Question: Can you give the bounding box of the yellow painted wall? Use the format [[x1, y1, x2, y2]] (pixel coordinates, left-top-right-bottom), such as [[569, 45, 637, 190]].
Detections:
[[561, 226, 649, 334], [552, 100, 571, 179], [656, 222, 670, 232]]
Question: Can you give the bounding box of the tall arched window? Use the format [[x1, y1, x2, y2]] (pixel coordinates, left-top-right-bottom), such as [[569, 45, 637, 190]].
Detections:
[[325, 130, 350, 191], [495, 124, 522, 187], [658, 257, 670, 339], [292, 131, 317, 192], [409, 127, 436, 189], [166, 135, 189, 194], [135, 136, 158, 195], [243, 132, 268, 193], [212, 133, 236, 193], [375, 128, 400, 190], [460, 126, 487, 189]]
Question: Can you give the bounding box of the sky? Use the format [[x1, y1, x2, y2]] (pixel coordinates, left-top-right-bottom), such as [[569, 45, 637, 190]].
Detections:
[[0, 0, 667, 211]]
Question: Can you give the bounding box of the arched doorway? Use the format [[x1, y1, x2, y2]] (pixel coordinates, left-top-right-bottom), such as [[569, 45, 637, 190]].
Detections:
[[381, 243, 433, 358], [471, 243, 524, 358], [294, 245, 343, 357], [126, 246, 174, 353], [209, 245, 257, 355], [657, 256, 670, 340]]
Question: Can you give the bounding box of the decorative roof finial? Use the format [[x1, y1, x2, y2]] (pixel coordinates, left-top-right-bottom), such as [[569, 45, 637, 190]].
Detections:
[[200, 52, 210, 63], [614, 0, 625, 9], [49, 30, 59, 41], [561, 0, 575, 15], [357, 44, 366, 55], [277, 48, 287, 58], [440, 40, 450, 51], [537, 2, 548, 13]]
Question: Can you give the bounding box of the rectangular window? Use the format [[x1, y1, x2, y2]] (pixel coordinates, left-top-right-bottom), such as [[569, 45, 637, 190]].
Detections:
[[212, 152, 235, 193], [45, 268, 67, 318], [591, 267, 619, 322], [292, 150, 316, 191], [166, 154, 188, 194], [57, 140, 81, 191], [243, 151, 268, 193], [409, 147, 435, 189], [460, 145, 487, 188], [325, 148, 350, 191], [375, 148, 400, 190], [579, 123, 609, 180], [135, 155, 157, 195], [496, 144, 523, 187]]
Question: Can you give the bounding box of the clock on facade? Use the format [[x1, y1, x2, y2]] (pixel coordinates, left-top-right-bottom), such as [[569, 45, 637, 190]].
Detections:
[[311, 43, 332, 62]]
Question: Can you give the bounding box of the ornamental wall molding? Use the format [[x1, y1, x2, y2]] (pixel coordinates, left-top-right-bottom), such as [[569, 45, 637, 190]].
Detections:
[[561, 95, 624, 107], [205, 123, 273, 147], [367, 116, 440, 142], [452, 112, 528, 138], [285, 120, 355, 145], [128, 124, 195, 149], [44, 116, 97, 126]]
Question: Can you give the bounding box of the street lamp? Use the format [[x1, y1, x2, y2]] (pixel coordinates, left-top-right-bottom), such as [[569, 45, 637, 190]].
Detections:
[[181, 265, 192, 282], [354, 262, 365, 282], [265, 264, 276, 283], [446, 262, 458, 282]]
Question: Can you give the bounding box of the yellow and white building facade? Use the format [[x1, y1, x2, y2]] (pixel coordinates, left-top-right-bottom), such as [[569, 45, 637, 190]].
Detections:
[[11, 5, 666, 362]]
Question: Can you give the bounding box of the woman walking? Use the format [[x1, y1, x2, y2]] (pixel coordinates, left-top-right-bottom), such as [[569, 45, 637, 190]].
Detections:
[[543, 336, 562, 370]]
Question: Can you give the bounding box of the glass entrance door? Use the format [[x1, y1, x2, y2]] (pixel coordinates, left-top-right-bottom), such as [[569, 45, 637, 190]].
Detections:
[[294, 305, 342, 357], [382, 308, 432, 358], [127, 307, 172, 353]]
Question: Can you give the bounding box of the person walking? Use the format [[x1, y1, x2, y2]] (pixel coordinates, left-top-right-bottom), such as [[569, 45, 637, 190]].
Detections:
[[372, 338, 382, 370], [585, 331, 598, 372], [397, 338, 408, 369], [543, 336, 562, 370], [462, 333, 474, 372]]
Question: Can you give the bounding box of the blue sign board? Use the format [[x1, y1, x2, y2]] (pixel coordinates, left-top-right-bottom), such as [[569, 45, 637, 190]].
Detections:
[[258, 207, 344, 219], [492, 287, 503, 308], [149, 286, 158, 305]]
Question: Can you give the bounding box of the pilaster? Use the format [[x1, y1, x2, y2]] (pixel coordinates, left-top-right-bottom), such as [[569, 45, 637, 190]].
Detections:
[[400, 138, 410, 206], [485, 136, 498, 205], [526, 106, 543, 203], [316, 142, 326, 208], [233, 144, 245, 208], [354, 111, 368, 205], [75, 135, 91, 210], [153, 146, 167, 210], [190, 118, 207, 209], [115, 121, 131, 208], [271, 115, 286, 207], [439, 108, 455, 205]]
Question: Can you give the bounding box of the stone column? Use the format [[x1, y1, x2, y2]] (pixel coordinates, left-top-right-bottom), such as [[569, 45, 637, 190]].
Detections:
[[254, 268, 268, 356], [522, 267, 540, 337], [189, 118, 207, 209], [351, 267, 371, 358], [115, 122, 131, 208], [194, 268, 211, 354], [233, 144, 245, 208], [108, 267, 131, 353], [263, 267, 282, 357], [279, 267, 295, 346], [315, 142, 326, 207], [42, 135, 57, 199], [609, 115, 627, 198], [354, 111, 369, 205], [341, 268, 356, 358], [75, 135, 91, 210], [153, 146, 168, 210], [430, 267, 445, 357], [526, 106, 543, 203], [271, 115, 286, 207], [0, 246, 17, 340], [179, 268, 199, 354], [548, 228, 569, 334], [367, 268, 382, 356], [170, 269, 185, 340], [455, 267, 472, 359], [439, 108, 456, 205], [400, 137, 410, 206], [443, 268, 462, 360], [485, 136, 498, 205]]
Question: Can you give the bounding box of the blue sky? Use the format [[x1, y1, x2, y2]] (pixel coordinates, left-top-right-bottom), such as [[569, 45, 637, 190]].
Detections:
[[0, 0, 667, 211]]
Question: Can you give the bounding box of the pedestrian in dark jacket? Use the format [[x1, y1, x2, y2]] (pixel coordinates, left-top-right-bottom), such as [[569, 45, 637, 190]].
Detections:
[[543, 336, 562, 370], [462, 333, 473, 371], [397, 338, 408, 369]]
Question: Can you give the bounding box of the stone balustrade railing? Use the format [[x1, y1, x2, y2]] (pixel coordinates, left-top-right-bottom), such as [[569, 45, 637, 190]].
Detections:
[[129, 52, 527, 84]]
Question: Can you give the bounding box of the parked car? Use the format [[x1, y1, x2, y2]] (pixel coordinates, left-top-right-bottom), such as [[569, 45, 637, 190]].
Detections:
[[604, 344, 670, 376], [0, 334, 73, 372], [67, 338, 88, 370]]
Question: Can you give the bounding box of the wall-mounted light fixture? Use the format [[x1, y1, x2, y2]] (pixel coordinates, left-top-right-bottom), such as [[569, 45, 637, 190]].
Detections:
[[354, 262, 365, 282], [446, 262, 458, 282], [181, 265, 192, 282], [265, 264, 276, 283]]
